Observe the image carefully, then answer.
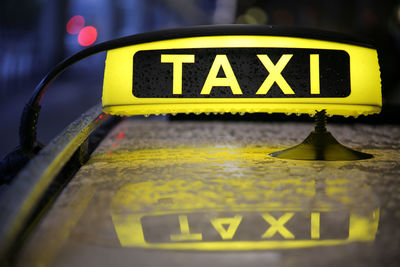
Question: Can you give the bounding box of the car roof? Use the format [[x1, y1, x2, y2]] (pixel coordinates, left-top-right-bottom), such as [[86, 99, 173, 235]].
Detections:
[[14, 118, 399, 266]]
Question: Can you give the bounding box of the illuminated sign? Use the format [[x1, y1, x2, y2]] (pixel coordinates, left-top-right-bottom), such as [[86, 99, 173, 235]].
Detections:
[[102, 32, 381, 117]]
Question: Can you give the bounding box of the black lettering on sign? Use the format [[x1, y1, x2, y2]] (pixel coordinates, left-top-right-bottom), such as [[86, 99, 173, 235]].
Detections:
[[132, 48, 350, 98]]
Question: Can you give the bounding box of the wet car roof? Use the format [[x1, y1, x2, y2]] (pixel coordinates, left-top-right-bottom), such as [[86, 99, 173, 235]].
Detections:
[[15, 119, 400, 267]]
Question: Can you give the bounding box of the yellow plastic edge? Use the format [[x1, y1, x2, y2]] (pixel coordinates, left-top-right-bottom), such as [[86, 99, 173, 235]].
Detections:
[[102, 35, 382, 117]]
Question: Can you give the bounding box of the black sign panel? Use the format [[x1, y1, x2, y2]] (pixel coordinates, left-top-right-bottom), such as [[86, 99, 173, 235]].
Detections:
[[132, 48, 350, 98]]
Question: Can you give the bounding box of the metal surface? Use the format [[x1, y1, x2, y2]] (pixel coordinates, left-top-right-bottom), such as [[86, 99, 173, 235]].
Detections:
[[0, 104, 106, 262], [15, 119, 400, 266]]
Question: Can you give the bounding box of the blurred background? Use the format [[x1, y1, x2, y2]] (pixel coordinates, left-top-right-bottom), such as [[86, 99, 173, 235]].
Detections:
[[0, 0, 399, 158]]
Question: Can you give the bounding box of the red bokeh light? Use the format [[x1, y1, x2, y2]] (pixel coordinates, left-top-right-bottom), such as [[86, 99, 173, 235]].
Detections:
[[116, 131, 126, 140], [66, 15, 85, 34], [78, 26, 98, 46]]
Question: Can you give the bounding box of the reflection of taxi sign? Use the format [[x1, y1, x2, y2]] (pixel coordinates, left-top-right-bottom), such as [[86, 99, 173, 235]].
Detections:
[[111, 178, 380, 250], [102, 26, 381, 117], [113, 210, 379, 250]]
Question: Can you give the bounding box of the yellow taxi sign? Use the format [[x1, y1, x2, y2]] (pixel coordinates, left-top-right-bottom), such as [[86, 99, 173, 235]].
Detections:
[[102, 26, 381, 117]]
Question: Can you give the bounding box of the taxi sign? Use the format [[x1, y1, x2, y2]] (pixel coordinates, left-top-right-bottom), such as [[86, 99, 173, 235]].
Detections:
[[102, 25, 381, 117]]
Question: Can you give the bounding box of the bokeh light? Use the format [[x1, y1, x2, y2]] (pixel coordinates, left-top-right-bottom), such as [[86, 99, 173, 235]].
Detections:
[[66, 15, 85, 34], [236, 6, 268, 25], [236, 14, 258, 24], [246, 7, 268, 24], [78, 26, 98, 46]]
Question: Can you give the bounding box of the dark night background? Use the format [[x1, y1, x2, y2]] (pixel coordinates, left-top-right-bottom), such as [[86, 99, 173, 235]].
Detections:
[[0, 0, 399, 158]]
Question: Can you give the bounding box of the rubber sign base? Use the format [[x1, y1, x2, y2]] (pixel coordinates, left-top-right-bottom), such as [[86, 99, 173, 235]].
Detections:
[[269, 110, 373, 161]]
